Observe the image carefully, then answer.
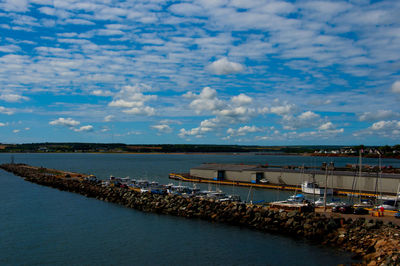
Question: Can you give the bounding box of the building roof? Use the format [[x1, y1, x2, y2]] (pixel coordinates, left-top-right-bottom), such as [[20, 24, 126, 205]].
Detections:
[[191, 163, 258, 171]]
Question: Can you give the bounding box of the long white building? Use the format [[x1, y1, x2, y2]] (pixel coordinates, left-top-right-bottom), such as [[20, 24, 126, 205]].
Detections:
[[190, 163, 400, 195]]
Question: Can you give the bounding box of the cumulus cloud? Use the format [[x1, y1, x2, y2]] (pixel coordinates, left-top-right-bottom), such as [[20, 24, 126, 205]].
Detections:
[[231, 94, 252, 105], [151, 124, 172, 134], [318, 121, 335, 131], [73, 125, 94, 132], [0, 122, 7, 127], [49, 118, 94, 133], [49, 117, 80, 127], [354, 120, 400, 138], [282, 111, 320, 130], [108, 84, 157, 116], [184, 87, 223, 114], [179, 118, 219, 138], [180, 88, 258, 138], [391, 81, 400, 93], [226, 125, 261, 137], [207, 57, 245, 75], [13, 129, 20, 133], [270, 103, 295, 116]]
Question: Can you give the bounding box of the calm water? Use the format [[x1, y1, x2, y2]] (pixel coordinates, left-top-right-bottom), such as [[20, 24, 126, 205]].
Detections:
[[2, 153, 394, 265]]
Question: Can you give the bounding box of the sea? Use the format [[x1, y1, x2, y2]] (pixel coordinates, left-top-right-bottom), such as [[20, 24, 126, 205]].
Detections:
[[1, 153, 399, 266]]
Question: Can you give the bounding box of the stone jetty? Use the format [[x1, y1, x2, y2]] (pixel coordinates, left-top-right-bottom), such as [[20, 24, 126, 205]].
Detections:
[[2, 163, 400, 266]]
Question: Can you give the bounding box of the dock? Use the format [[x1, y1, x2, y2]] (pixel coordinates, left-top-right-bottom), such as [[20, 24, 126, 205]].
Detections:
[[169, 173, 383, 198]]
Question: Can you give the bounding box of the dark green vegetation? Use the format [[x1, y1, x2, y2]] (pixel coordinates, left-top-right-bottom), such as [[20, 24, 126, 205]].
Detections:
[[0, 143, 399, 158]]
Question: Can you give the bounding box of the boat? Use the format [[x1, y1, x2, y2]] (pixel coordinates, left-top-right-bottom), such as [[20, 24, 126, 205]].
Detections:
[[376, 200, 399, 211], [354, 199, 374, 208], [301, 181, 333, 195], [287, 194, 306, 203], [314, 197, 345, 207]]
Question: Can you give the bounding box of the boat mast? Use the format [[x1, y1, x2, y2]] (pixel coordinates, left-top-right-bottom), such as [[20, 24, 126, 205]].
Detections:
[[358, 149, 362, 203], [394, 182, 400, 207], [323, 162, 328, 212]]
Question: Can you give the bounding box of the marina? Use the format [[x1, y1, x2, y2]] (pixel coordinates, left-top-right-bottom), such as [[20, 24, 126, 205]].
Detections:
[[2, 160, 400, 265], [2, 153, 400, 266]]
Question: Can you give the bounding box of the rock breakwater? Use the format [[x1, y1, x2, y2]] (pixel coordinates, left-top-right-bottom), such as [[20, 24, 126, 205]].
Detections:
[[2, 163, 400, 265]]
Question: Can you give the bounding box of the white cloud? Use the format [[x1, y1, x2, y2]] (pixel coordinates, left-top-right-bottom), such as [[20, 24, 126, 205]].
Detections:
[[226, 125, 261, 137], [49, 117, 80, 127], [282, 111, 321, 130], [0, 122, 7, 127], [169, 3, 205, 16], [231, 93, 252, 105], [108, 84, 157, 116], [371, 120, 400, 131], [179, 117, 219, 138], [298, 111, 319, 120], [391, 81, 400, 93], [318, 121, 334, 131], [13, 129, 20, 133], [354, 120, 400, 138], [0, 93, 29, 102], [123, 106, 155, 116], [104, 115, 114, 122], [73, 125, 93, 132], [91, 90, 113, 96], [185, 87, 223, 114], [0, 106, 14, 115], [151, 124, 172, 134], [1, 0, 29, 12], [270, 103, 295, 116], [180, 88, 259, 138], [207, 57, 245, 75], [359, 110, 399, 122]]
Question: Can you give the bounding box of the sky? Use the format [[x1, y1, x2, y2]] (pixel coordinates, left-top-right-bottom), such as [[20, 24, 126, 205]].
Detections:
[[0, 0, 399, 145]]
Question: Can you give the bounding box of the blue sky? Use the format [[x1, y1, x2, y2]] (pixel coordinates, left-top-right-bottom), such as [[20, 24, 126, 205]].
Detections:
[[0, 0, 399, 145]]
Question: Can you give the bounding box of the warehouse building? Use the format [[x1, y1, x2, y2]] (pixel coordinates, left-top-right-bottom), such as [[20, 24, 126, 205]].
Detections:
[[190, 163, 400, 195]]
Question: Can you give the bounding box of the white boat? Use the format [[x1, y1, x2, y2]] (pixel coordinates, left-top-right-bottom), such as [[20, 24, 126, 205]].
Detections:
[[287, 194, 306, 203], [301, 181, 333, 196], [354, 199, 374, 208], [314, 197, 346, 207], [376, 200, 399, 211]]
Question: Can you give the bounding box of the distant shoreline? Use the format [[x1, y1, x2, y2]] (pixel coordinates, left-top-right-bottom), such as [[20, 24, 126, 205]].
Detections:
[[2, 151, 400, 160]]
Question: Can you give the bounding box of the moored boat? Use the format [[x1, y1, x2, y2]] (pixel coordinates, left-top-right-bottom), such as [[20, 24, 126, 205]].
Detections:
[[301, 181, 333, 196]]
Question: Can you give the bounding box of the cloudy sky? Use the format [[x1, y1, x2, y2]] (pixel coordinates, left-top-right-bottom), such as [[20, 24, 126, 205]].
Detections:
[[0, 0, 399, 145]]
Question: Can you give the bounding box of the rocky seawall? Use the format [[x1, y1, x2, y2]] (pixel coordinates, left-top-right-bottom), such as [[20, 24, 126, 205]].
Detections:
[[1, 163, 400, 266]]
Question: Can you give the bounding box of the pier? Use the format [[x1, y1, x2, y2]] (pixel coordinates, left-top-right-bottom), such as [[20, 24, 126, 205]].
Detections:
[[1, 163, 400, 265]]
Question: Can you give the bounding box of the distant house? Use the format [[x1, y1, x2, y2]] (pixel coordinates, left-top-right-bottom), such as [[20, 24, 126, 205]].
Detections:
[[38, 147, 48, 152]]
